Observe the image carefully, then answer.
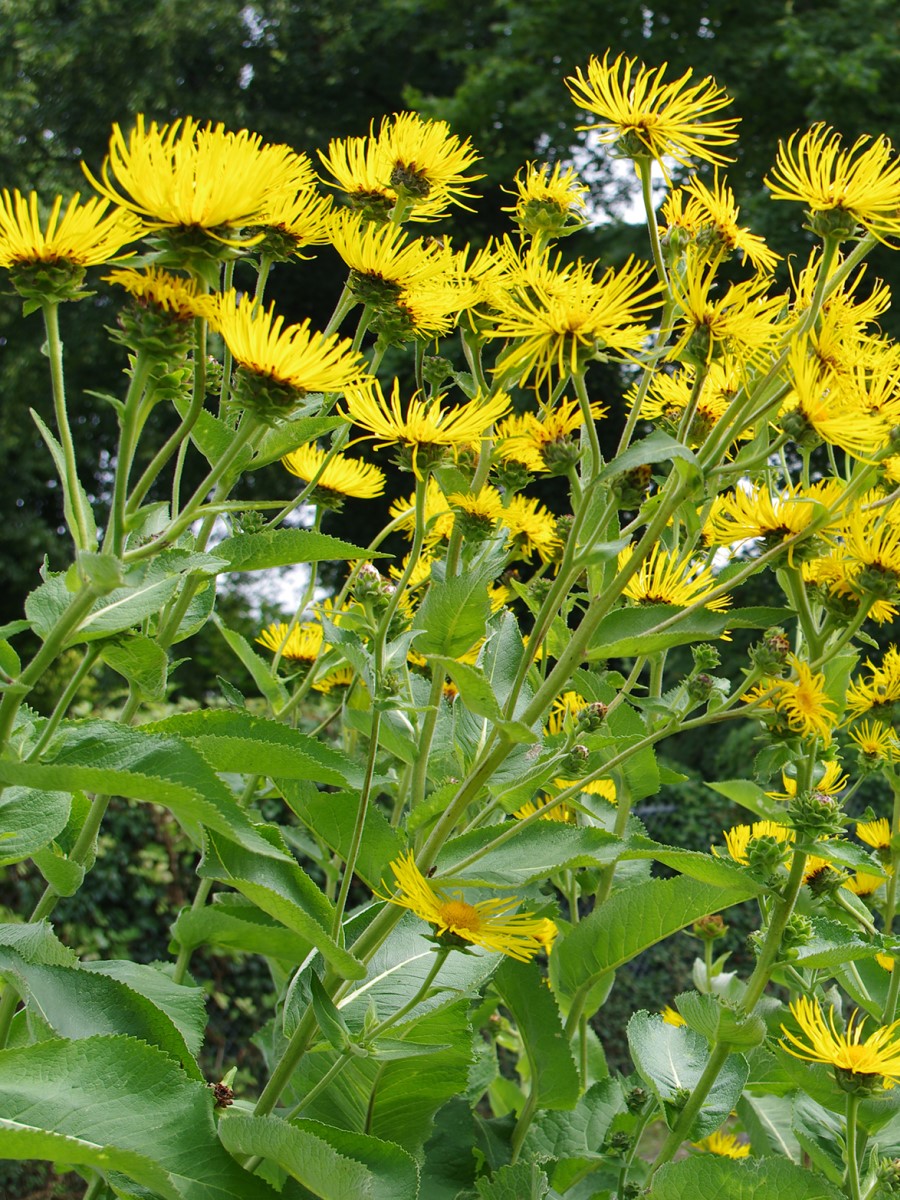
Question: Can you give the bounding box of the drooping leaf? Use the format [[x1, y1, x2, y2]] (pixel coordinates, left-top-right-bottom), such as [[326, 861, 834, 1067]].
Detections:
[[0, 787, 71, 866], [79, 961, 207, 1057], [214, 528, 378, 571], [0, 1035, 278, 1199], [218, 1114, 418, 1200], [437, 822, 622, 888], [170, 898, 316, 963], [493, 959, 579, 1111], [627, 1012, 748, 1138], [586, 605, 791, 660]]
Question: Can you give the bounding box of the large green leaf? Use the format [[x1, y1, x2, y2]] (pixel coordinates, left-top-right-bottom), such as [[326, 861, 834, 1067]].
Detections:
[[736, 1093, 801, 1161], [628, 1012, 748, 1138], [0, 786, 71, 866], [279, 780, 404, 888], [521, 1078, 623, 1162], [623, 841, 766, 892], [212, 615, 288, 707], [437, 822, 622, 888], [412, 571, 491, 657], [100, 633, 169, 700], [0, 721, 291, 862], [80, 960, 207, 1057], [171, 897, 316, 962], [586, 605, 790, 660], [552, 877, 758, 1010], [475, 1162, 550, 1200], [214, 528, 377, 571], [0, 921, 76, 967], [198, 829, 366, 980], [649, 1155, 843, 1199], [792, 916, 880, 968], [493, 959, 579, 1111], [218, 1114, 418, 1200], [251, 415, 346, 468], [0, 947, 202, 1078], [144, 709, 361, 787], [0, 1035, 278, 1199]]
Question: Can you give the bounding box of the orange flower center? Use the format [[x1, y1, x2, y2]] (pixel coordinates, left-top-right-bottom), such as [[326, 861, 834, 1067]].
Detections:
[[439, 899, 482, 932]]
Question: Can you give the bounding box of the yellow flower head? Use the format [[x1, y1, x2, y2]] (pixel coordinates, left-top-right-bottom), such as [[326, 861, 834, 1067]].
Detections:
[[378, 111, 483, 212], [639, 359, 746, 448], [722, 820, 795, 865], [669, 251, 783, 367], [702, 483, 829, 550], [328, 209, 452, 300], [281, 443, 385, 501], [766, 124, 900, 245], [566, 51, 739, 180], [256, 621, 325, 663], [692, 1131, 750, 1159], [0, 190, 142, 271], [849, 719, 899, 762], [503, 162, 589, 237], [619, 542, 731, 611], [846, 646, 900, 720], [663, 171, 780, 273], [207, 291, 373, 409], [496, 396, 607, 472], [546, 691, 588, 736], [487, 249, 660, 389], [513, 797, 575, 824], [255, 184, 334, 260], [104, 266, 212, 322], [383, 851, 557, 961], [770, 759, 847, 801], [85, 115, 307, 241], [503, 493, 562, 562], [755, 655, 838, 744], [857, 817, 891, 852], [389, 478, 454, 543], [343, 379, 510, 474], [844, 871, 885, 898], [781, 996, 900, 1083]]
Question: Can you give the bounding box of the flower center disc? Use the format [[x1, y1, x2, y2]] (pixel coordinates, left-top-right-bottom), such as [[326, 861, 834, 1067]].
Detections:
[[439, 899, 482, 932]]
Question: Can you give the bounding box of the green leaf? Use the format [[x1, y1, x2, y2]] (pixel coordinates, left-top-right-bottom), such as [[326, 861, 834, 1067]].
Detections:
[[219, 1113, 418, 1200], [624, 840, 765, 892], [215, 528, 378, 571], [279, 780, 404, 888], [475, 1162, 550, 1200], [628, 1012, 748, 1138], [0, 921, 76, 967], [420, 1098, 480, 1200], [30, 408, 98, 550], [493, 959, 579, 1110], [521, 1078, 623, 1161], [427, 655, 535, 741], [80, 961, 207, 1057], [0, 947, 202, 1077], [736, 1093, 800, 1162], [586, 605, 791, 660], [791, 1092, 846, 1183], [144, 708, 361, 787], [412, 572, 491, 657], [199, 829, 366, 980], [649, 1154, 843, 1199], [552, 877, 758, 1010], [438, 822, 622, 888], [0, 1035, 277, 1198], [0, 721, 292, 862], [32, 844, 84, 895], [0, 787, 71, 866], [212, 615, 288, 707], [675, 991, 767, 1048], [170, 898, 315, 962], [100, 633, 169, 700], [0, 638, 21, 679], [172, 396, 253, 470], [251, 415, 346, 468], [706, 779, 783, 820], [792, 916, 880, 968]]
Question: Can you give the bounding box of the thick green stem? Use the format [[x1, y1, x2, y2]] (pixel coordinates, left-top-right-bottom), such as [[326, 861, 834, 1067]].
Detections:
[[26, 644, 101, 761], [106, 353, 154, 555], [845, 1092, 863, 1200]]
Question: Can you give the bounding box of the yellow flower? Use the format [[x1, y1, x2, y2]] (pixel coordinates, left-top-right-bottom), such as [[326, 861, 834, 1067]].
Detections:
[[878, 953, 896, 973], [566, 51, 739, 179], [840, 510, 900, 600], [104, 266, 211, 322], [722, 820, 794, 865], [849, 719, 899, 761], [503, 162, 588, 237], [281, 443, 385, 501], [692, 1131, 750, 1159], [669, 252, 783, 367], [0, 189, 142, 270], [781, 996, 900, 1083], [312, 666, 355, 694], [383, 851, 557, 961], [661, 1006, 686, 1028], [619, 543, 731, 611], [513, 797, 575, 824], [844, 871, 885, 898], [639, 359, 747, 448], [85, 115, 306, 240], [702, 483, 830, 550], [448, 486, 506, 530], [496, 396, 607, 472], [546, 691, 587, 736], [769, 760, 847, 800], [389, 478, 454, 542], [254, 184, 334, 260], [856, 817, 891, 852], [328, 209, 452, 300], [662, 171, 780, 273], [207, 291, 373, 410], [766, 124, 900, 245], [846, 646, 900, 720], [487, 250, 660, 389], [552, 777, 618, 805], [256, 621, 324, 662], [378, 111, 483, 212], [343, 378, 510, 474], [763, 655, 838, 743], [503, 494, 562, 562]]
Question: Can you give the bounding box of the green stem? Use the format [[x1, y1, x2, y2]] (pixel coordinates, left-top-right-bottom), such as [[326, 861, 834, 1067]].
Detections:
[[616, 1101, 657, 1198], [845, 1092, 863, 1200], [106, 353, 154, 555], [26, 644, 101, 761], [509, 1085, 539, 1164], [42, 301, 93, 550], [572, 370, 602, 479], [172, 878, 214, 985], [883, 958, 900, 1025]]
